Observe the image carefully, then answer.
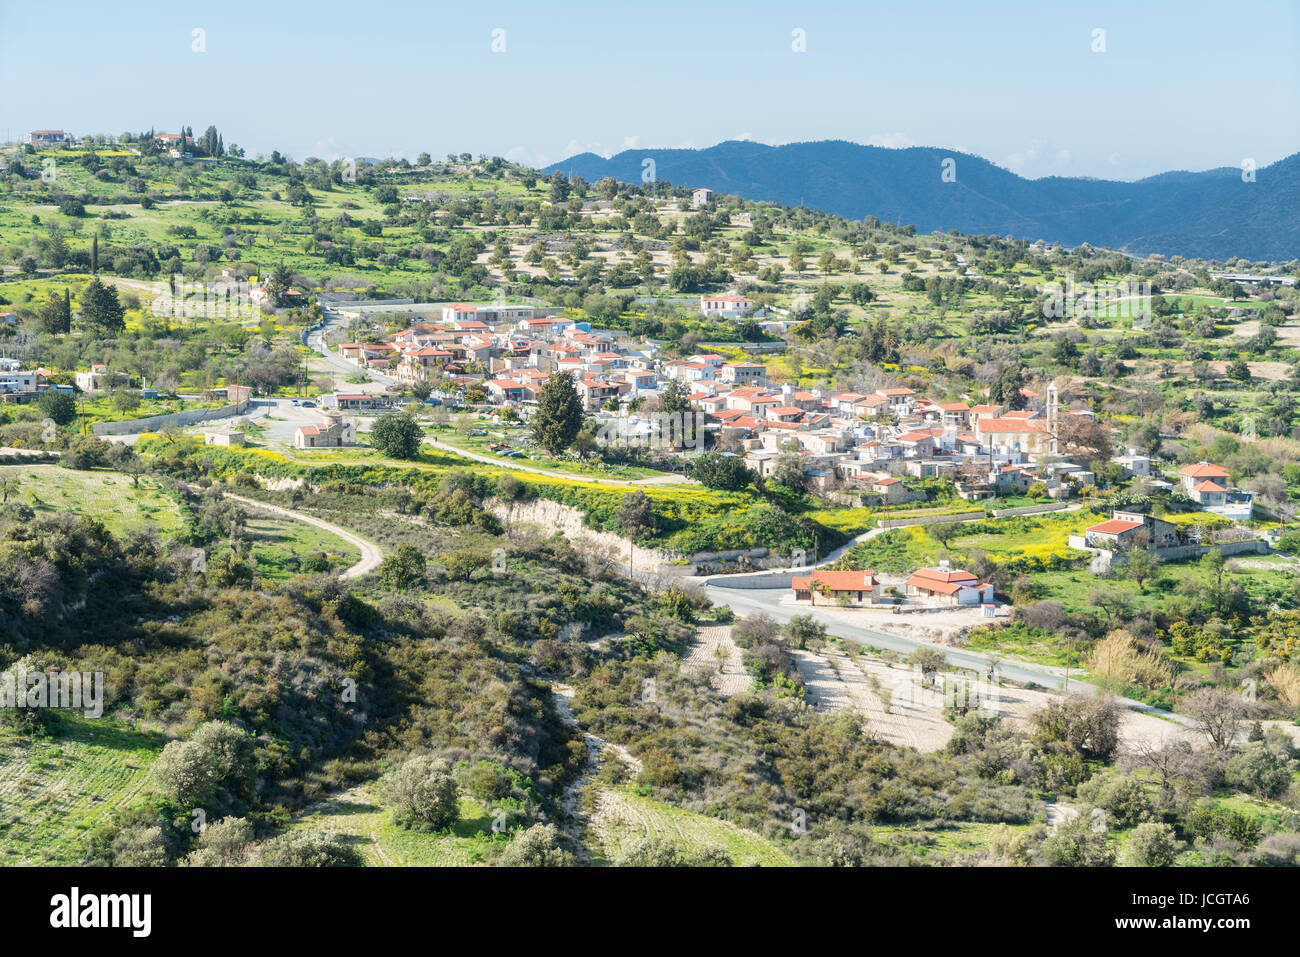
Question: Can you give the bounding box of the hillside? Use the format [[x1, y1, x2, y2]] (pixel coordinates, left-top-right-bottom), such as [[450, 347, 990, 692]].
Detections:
[[547, 140, 1300, 262]]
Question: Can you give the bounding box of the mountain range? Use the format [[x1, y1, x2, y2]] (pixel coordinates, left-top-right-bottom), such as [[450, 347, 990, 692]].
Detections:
[[545, 140, 1300, 262]]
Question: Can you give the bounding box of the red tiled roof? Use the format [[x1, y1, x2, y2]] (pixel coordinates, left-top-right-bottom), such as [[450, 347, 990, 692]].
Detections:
[[1179, 462, 1229, 478], [792, 570, 879, 592], [1087, 519, 1144, 535]]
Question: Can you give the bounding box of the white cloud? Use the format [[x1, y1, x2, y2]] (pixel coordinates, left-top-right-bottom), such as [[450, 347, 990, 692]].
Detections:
[[863, 132, 915, 149]]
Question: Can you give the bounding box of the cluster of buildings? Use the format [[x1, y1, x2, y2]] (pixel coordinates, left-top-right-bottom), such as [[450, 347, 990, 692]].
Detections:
[[790, 563, 996, 609], [674, 378, 1102, 497], [336, 302, 665, 412]]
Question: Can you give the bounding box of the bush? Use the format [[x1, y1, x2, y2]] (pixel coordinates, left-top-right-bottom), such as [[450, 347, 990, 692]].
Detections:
[[498, 823, 571, 867], [1120, 822, 1179, 866], [383, 755, 460, 831], [38, 389, 76, 427], [614, 835, 731, 867], [256, 829, 364, 867], [379, 543, 426, 589], [1041, 812, 1115, 866], [1225, 741, 1296, 798], [1076, 771, 1155, 828], [691, 451, 753, 491], [152, 720, 253, 807], [183, 816, 255, 867]]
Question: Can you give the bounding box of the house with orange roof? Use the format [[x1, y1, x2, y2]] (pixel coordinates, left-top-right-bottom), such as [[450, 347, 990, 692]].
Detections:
[[904, 565, 994, 605], [1175, 462, 1253, 517], [1084, 510, 1178, 549], [791, 570, 882, 606]]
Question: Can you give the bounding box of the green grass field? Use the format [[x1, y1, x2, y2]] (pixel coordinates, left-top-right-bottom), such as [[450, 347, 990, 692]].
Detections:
[[0, 716, 165, 865], [7, 463, 184, 535]]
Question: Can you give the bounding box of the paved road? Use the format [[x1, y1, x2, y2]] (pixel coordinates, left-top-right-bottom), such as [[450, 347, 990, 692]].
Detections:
[[701, 582, 1194, 726], [308, 310, 397, 388], [222, 491, 383, 580]]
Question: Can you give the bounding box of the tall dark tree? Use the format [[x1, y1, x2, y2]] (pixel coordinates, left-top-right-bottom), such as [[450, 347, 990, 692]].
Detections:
[[77, 277, 125, 334], [91, 234, 98, 274], [533, 372, 584, 455], [38, 290, 72, 334]]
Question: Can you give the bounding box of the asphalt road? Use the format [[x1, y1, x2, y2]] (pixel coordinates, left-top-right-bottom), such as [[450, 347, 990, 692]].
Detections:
[[701, 582, 1195, 725]]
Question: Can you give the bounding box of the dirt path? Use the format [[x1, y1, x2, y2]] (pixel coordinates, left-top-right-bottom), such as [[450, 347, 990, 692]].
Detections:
[[550, 683, 642, 862], [221, 492, 383, 579], [682, 625, 752, 696], [423, 437, 691, 486]]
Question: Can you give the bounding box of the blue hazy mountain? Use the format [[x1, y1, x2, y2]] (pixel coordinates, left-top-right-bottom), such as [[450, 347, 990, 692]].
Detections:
[[546, 140, 1299, 262]]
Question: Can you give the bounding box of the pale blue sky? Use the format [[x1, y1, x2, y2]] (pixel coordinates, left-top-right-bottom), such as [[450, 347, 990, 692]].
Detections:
[[2, 0, 1297, 180]]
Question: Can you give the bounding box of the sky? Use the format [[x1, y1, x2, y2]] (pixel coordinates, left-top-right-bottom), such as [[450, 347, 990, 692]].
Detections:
[[2, 0, 1298, 181]]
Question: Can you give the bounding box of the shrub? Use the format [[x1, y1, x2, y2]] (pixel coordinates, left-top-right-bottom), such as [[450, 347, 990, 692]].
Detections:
[[383, 755, 460, 831], [498, 823, 571, 867], [379, 543, 426, 589], [152, 720, 253, 807], [1076, 770, 1155, 828], [1225, 741, 1297, 798], [256, 829, 364, 867], [615, 835, 731, 867], [1041, 812, 1115, 866], [1120, 822, 1179, 866]]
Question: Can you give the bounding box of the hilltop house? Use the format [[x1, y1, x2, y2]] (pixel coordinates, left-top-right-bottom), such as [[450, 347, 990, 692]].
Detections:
[[699, 295, 754, 318]]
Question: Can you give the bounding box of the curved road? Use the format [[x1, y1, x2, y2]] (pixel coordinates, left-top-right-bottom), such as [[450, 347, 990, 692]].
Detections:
[[222, 492, 383, 580]]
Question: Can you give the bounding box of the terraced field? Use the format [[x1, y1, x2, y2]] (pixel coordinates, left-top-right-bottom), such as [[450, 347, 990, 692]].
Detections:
[[0, 717, 164, 865], [9, 464, 184, 535], [588, 787, 796, 867]]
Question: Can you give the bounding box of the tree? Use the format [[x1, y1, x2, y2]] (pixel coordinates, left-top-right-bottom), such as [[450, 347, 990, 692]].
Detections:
[[770, 452, 806, 490], [691, 451, 753, 491], [0, 475, 17, 503], [533, 372, 584, 456], [77, 277, 125, 334], [1121, 547, 1161, 589], [909, 647, 947, 686], [383, 756, 460, 831], [1226, 356, 1251, 382], [38, 290, 72, 334], [379, 543, 426, 588], [617, 489, 654, 539], [1182, 687, 1249, 752], [38, 389, 76, 427], [265, 262, 294, 307], [1054, 413, 1113, 463], [370, 412, 423, 459]]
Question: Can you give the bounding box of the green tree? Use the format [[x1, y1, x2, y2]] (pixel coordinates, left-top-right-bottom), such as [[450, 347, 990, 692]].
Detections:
[[379, 543, 427, 589], [370, 412, 423, 459], [617, 489, 655, 539], [77, 277, 125, 334], [37, 290, 72, 334], [691, 451, 754, 491], [533, 371, 584, 455], [38, 389, 76, 426]]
